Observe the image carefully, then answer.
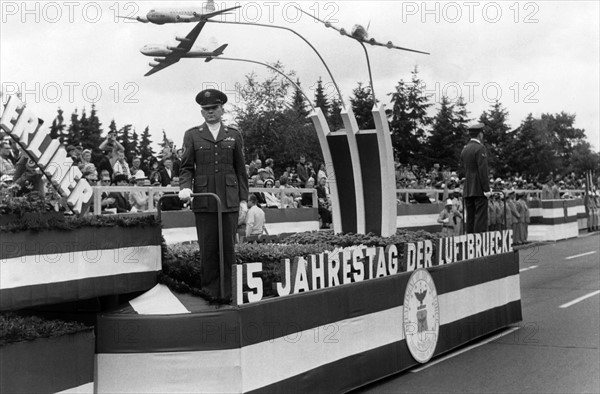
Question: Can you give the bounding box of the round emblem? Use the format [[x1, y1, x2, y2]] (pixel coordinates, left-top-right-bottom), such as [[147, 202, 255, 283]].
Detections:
[[403, 269, 440, 363]]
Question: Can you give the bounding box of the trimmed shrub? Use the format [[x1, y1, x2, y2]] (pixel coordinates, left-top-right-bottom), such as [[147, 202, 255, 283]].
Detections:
[[0, 313, 90, 346]]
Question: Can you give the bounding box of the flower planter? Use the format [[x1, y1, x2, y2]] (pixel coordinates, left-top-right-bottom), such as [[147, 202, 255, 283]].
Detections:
[[0, 328, 94, 394], [0, 211, 65, 226]]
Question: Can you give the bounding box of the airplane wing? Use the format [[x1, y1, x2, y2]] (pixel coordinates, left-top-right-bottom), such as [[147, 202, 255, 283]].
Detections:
[[367, 38, 430, 55], [144, 58, 180, 76], [144, 21, 206, 76]]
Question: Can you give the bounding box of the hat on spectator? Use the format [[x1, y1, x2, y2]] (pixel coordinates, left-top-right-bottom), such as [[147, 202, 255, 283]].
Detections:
[[0, 174, 13, 182], [113, 174, 129, 184], [256, 179, 265, 187], [196, 89, 228, 107], [0, 140, 11, 148], [66, 145, 76, 152], [264, 178, 274, 187], [467, 123, 485, 137], [134, 170, 147, 180], [82, 149, 92, 155], [445, 199, 453, 206]]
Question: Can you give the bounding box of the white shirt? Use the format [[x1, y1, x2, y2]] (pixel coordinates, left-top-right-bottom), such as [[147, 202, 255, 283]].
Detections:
[[246, 205, 266, 236], [207, 122, 221, 141]]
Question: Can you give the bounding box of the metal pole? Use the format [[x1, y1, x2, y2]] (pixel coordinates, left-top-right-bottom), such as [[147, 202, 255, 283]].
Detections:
[[205, 19, 345, 107]]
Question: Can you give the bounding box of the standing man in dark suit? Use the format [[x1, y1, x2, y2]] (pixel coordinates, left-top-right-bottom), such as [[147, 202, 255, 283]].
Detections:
[[296, 154, 308, 188], [460, 123, 491, 234], [159, 158, 174, 186], [178, 89, 249, 300]]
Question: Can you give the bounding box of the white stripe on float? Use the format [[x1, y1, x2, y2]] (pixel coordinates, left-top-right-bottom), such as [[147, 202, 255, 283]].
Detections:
[[439, 275, 521, 326], [129, 284, 190, 315], [559, 290, 600, 309], [0, 245, 161, 290], [543, 207, 566, 219], [396, 214, 439, 228], [565, 251, 597, 260], [264, 221, 320, 234], [241, 306, 405, 392]]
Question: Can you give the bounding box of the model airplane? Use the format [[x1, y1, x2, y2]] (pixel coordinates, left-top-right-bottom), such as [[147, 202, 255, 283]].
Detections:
[[118, 0, 240, 24], [140, 21, 228, 76], [294, 6, 429, 55]]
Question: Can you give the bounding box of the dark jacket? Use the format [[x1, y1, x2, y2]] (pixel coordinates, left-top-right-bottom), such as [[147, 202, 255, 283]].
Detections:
[[159, 168, 173, 187], [179, 123, 249, 213], [460, 139, 490, 197]]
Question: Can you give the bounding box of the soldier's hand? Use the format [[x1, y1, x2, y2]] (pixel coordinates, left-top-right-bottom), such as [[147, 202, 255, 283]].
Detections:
[[178, 188, 192, 201]]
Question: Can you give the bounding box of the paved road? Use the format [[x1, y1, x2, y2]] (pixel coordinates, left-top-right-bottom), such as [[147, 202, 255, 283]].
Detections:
[[356, 233, 600, 393]]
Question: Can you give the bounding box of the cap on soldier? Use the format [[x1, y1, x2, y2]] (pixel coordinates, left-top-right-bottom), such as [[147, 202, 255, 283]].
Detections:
[[468, 122, 485, 130], [196, 89, 228, 107]]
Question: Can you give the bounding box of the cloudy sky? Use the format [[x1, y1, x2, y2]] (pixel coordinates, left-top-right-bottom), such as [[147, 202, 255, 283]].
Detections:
[[1, 1, 598, 152]]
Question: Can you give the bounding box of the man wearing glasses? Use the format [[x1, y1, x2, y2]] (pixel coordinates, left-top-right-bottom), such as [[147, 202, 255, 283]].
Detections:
[[178, 89, 249, 301]]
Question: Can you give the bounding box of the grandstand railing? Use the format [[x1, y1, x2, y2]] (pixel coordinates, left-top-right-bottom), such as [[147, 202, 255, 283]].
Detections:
[[91, 186, 318, 215], [395, 188, 587, 203]]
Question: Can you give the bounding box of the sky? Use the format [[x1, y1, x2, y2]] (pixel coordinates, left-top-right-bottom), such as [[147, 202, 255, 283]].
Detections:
[[1, 1, 599, 153]]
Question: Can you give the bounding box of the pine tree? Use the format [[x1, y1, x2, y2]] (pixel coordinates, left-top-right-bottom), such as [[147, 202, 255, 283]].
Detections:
[[426, 96, 470, 169], [49, 108, 67, 142], [291, 79, 309, 118], [139, 126, 155, 163], [314, 77, 330, 118], [79, 104, 103, 150], [66, 109, 81, 146], [131, 129, 140, 158], [388, 67, 432, 166], [118, 124, 133, 160], [350, 82, 375, 129], [479, 100, 510, 175]]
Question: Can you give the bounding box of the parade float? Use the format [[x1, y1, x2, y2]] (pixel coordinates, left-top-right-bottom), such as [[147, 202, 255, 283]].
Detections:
[[0, 4, 527, 393]]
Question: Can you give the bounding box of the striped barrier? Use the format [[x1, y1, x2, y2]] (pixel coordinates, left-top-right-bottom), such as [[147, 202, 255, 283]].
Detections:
[[95, 251, 521, 393], [528, 199, 579, 241], [0, 225, 162, 311], [396, 202, 444, 233]]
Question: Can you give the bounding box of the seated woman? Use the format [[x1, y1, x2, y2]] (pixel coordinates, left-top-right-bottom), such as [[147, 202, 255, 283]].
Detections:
[[129, 172, 150, 212]]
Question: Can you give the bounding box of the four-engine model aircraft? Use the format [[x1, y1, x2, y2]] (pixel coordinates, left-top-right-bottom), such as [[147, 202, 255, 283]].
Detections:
[[117, 0, 240, 24], [294, 6, 429, 55], [140, 21, 228, 76]]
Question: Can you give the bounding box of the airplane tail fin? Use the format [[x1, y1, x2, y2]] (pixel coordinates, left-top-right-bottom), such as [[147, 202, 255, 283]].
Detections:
[[213, 44, 228, 55]]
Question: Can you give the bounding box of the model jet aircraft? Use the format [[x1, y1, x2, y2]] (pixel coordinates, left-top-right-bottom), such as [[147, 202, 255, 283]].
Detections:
[[294, 6, 429, 55], [140, 21, 227, 76], [118, 0, 240, 24]]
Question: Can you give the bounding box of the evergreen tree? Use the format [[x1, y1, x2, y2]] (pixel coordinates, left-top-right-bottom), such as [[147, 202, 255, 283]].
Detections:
[[314, 77, 330, 118], [426, 96, 470, 170], [49, 108, 67, 142], [131, 129, 140, 158], [118, 124, 133, 160], [139, 126, 155, 163], [350, 82, 375, 130], [505, 113, 558, 179], [388, 66, 432, 166], [291, 79, 309, 118], [541, 112, 586, 170], [479, 100, 510, 175], [66, 109, 81, 146], [79, 104, 103, 150]]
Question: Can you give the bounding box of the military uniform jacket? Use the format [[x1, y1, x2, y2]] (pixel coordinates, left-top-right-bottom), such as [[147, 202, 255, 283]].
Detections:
[[460, 139, 490, 197], [179, 123, 249, 213]]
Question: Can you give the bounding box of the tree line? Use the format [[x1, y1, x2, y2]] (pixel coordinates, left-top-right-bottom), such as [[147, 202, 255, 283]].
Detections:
[[40, 64, 599, 181]]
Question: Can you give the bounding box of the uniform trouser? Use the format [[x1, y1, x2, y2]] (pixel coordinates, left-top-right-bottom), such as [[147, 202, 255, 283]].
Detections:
[[195, 211, 238, 300], [513, 223, 522, 244], [465, 197, 488, 234]]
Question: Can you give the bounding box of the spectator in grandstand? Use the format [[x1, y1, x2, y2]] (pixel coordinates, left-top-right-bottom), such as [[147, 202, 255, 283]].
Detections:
[[317, 163, 327, 182], [148, 159, 163, 186], [112, 148, 131, 179], [306, 161, 316, 181], [316, 177, 332, 228], [12, 156, 44, 196], [78, 149, 95, 174], [279, 175, 298, 208], [248, 157, 262, 178], [460, 123, 491, 234], [130, 156, 144, 177], [173, 148, 183, 177], [296, 154, 308, 188], [159, 158, 174, 186], [246, 193, 267, 238], [300, 177, 316, 207], [0, 140, 16, 177], [264, 158, 275, 179], [129, 172, 150, 212], [102, 174, 131, 213], [438, 199, 462, 237]]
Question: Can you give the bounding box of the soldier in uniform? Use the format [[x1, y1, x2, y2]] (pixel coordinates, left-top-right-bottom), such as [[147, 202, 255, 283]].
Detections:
[[178, 89, 249, 300], [460, 123, 491, 234]]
